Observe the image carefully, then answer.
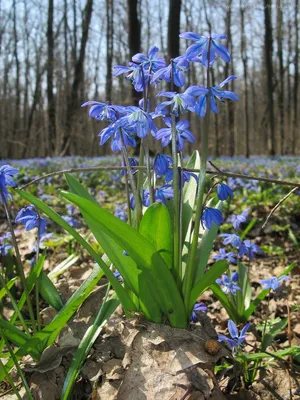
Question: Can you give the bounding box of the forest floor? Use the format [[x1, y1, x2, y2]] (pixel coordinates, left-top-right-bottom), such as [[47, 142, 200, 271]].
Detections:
[[0, 155, 299, 399]]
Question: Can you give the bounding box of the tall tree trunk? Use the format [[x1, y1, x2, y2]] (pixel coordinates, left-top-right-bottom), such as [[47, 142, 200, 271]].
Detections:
[[225, 0, 236, 157], [106, 0, 114, 101], [127, 0, 141, 105], [287, 19, 292, 151], [292, 0, 299, 154], [168, 0, 181, 59], [276, 0, 285, 154], [11, 0, 20, 158], [47, 0, 56, 155], [264, 0, 276, 155], [240, 1, 250, 157], [63, 0, 93, 155]]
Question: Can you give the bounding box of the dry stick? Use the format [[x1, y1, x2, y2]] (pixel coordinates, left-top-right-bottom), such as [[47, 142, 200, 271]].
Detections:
[[18, 165, 300, 190], [262, 186, 298, 228]]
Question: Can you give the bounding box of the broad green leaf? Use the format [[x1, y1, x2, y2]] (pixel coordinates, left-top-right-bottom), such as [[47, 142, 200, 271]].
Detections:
[[39, 271, 64, 310], [0, 277, 19, 300], [48, 254, 80, 280], [239, 346, 300, 361], [261, 318, 287, 351], [15, 189, 136, 313], [65, 175, 162, 320], [0, 263, 104, 380], [189, 260, 228, 310], [195, 201, 223, 281], [60, 191, 187, 328], [139, 203, 172, 268], [210, 283, 238, 321], [0, 319, 29, 349], [62, 296, 119, 400], [244, 262, 297, 320], [236, 262, 252, 318]]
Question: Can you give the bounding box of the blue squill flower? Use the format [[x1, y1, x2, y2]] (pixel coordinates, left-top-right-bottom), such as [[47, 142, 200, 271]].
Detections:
[[230, 209, 249, 229], [151, 56, 190, 87], [114, 205, 127, 222], [202, 207, 223, 229], [120, 107, 157, 138], [195, 76, 238, 117], [15, 206, 47, 237], [217, 183, 234, 201], [156, 86, 207, 116], [132, 46, 166, 72], [81, 101, 127, 122], [113, 62, 148, 92], [180, 32, 230, 67], [154, 118, 195, 151], [0, 243, 12, 256], [191, 302, 208, 322], [165, 169, 198, 187], [62, 215, 81, 228], [218, 320, 251, 349], [154, 154, 173, 177], [121, 158, 139, 176], [98, 120, 136, 152], [213, 248, 237, 264], [238, 240, 261, 260], [216, 272, 241, 294], [260, 275, 290, 291], [0, 164, 19, 203], [219, 233, 241, 248]]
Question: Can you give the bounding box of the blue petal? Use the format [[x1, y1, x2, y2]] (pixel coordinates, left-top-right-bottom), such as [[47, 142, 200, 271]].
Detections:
[[179, 31, 203, 41], [228, 320, 239, 339], [211, 41, 231, 63]]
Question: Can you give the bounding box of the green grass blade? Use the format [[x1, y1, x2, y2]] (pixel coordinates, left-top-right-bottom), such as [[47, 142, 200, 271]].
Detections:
[[210, 283, 239, 321], [0, 318, 29, 348], [39, 271, 64, 310], [0, 277, 19, 300]]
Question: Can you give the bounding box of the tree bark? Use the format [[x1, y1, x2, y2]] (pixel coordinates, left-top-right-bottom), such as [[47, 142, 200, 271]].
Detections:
[[276, 0, 285, 154], [106, 0, 114, 102], [292, 0, 299, 154], [47, 0, 56, 155], [168, 0, 181, 59]]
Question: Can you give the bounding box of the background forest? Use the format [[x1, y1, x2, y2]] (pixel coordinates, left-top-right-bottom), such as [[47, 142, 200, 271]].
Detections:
[[0, 0, 299, 159]]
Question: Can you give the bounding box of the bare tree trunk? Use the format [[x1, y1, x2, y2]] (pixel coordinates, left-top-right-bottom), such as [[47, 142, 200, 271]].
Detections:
[[264, 0, 276, 155], [106, 0, 114, 102], [63, 0, 93, 155], [240, 1, 250, 157], [292, 0, 299, 154], [11, 0, 20, 158], [276, 0, 284, 154], [287, 19, 292, 151], [168, 0, 181, 59], [47, 0, 56, 155]]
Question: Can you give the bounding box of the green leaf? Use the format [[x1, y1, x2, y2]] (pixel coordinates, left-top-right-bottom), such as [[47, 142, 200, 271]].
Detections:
[[244, 262, 297, 320], [39, 271, 64, 310], [189, 260, 228, 310], [0, 277, 19, 300], [0, 263, 104, 380], [261, 318, 288, 351], [236, 261, 252, 318], [0, 319, 29, 349], [139, 203, 172, 268], [15, 189, 136, 313], [210, 283, 238, 321], [61, 295, 119, 400], [240, 346, 300, 361], [60, 191, 187, 328]]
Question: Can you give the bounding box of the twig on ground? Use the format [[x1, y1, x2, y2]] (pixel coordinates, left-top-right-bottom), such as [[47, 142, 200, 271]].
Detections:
[[262, 187, 298, 229]]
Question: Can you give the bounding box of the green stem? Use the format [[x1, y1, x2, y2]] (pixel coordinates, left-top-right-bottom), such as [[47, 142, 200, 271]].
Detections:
[[0, 327, 33, 400], [0, 275, 30, 336], [1, 192, 37, 333], [183, 38, 212, 313], [121, 153, 132, 226], [0, 358, 22, 400], [35, 220, 41, 331], [143, 137, 154, 204]]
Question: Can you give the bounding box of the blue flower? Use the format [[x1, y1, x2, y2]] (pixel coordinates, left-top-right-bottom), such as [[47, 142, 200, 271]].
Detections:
[[142, 185, 174, 207], [120, 107, 157, 138], [230, 209, 249, 229], [202, 207, 223, 229], [180, 32, 230, 67], [219, 234, 242, 248], [98, 120, 136, 152], [151, 56, 190, 87], [15, 206, 47, 237], [165, 169, 198, 188], [217, 183, 234, 201], [156, 86, 207, 116], [121, 158, 139, 176], [113, 269, 123, 282], [132, 46, 166, 73], [0, 164, 19, 203], [218, 320, 251, 349], [81, 101, 127, 122], [154, 118, 195, 151], [114, 205, 127, 221], [238, 240, 261, 260], [113, 62, 148, 92], [195, 76, 238, 117], [260, 275, 290, 291], [216, 272, 241, 294], [154, 154, 173, 177], [213, 248, 237, 264], [61, 215, 82, 228], [191, 302, 208, 322], [0, 243, 12, 256]]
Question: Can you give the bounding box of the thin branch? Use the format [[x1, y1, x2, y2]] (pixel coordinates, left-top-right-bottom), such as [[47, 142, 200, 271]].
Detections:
[[262, 187, 298, 228], [18, 164, 300, 190]]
